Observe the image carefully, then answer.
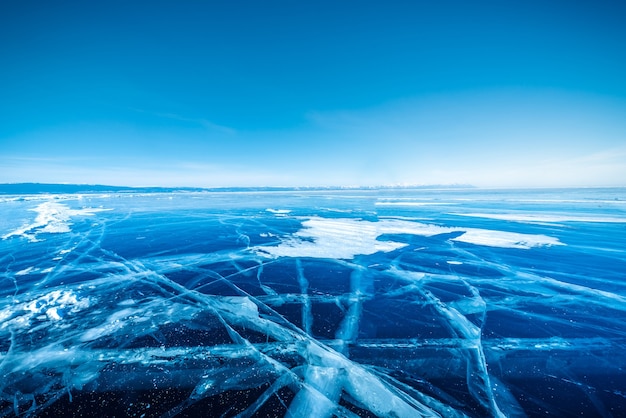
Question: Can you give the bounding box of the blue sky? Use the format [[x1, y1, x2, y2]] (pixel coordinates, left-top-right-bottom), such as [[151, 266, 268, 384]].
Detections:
[[2, 1, 626, 188]]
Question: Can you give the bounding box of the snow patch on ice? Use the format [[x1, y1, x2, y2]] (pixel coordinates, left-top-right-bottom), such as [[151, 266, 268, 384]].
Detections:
[[15, 267, 35, 276], [0, 290, 91, 331], [254, 217, 563, 259], [2, 201, 111, 241], [452, 228, 563, 249], [266, 208, 291, 215], [376, 201, 456, 207], [453, 212, 626, 224]]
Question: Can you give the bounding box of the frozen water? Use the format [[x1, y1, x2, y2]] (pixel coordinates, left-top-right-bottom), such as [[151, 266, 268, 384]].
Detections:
[[0, 188, 625, 417]]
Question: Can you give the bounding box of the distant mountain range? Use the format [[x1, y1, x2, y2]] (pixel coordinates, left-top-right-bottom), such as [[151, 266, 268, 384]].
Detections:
[[0, 183, 475, 195]]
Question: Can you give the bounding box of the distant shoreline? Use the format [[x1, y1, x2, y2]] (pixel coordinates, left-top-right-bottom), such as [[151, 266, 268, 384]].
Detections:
[[0, 182, 476, 195], [1, 183, 625, 196]]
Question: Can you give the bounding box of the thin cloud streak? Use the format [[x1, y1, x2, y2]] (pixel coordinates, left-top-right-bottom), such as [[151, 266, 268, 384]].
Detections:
[[129, 108, 237, 135], [2, 90, 625, 188]]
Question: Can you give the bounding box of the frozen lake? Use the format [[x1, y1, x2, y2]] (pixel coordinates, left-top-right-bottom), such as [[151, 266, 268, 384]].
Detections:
[[1, 187, 625, 417]]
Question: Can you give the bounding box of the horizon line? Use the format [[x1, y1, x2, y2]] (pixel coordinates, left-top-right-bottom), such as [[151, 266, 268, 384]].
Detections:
[[1, 182, 626, 195]]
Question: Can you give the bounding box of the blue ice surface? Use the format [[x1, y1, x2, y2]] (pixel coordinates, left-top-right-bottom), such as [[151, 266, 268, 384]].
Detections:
[[0, 187, 625, 417]]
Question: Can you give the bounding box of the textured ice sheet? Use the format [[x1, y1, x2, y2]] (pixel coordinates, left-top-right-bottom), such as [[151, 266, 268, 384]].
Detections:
[[1, 188, 625, 417]]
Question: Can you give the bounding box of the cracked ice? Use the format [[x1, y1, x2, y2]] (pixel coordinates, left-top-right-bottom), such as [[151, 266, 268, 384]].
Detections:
[[1, 188, 625, 417]]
